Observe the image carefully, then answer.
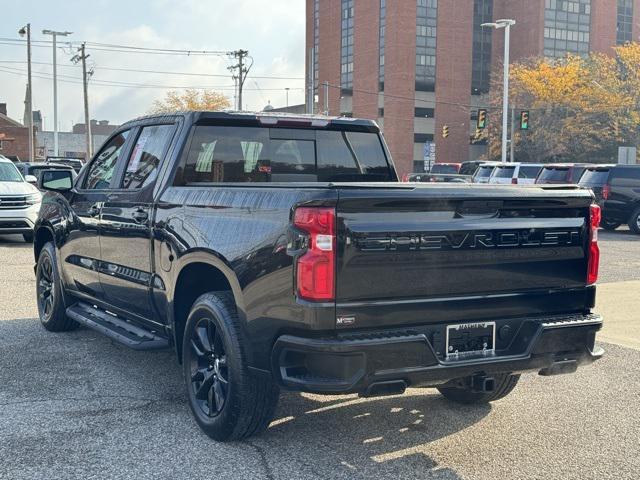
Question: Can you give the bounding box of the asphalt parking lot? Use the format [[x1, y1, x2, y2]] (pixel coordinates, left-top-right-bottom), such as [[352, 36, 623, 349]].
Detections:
[[1, 231, 639, 480]]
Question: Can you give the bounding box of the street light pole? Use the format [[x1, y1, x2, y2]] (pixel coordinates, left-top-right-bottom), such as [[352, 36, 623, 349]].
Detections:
[[42, 29, 72, 157], [18, 24, 33, 162], [285, 87, 290, 108], [482, 19, 516, 163]]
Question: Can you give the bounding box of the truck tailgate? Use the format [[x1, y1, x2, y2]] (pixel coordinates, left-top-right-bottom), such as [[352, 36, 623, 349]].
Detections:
[[334, 184, 594, 328]]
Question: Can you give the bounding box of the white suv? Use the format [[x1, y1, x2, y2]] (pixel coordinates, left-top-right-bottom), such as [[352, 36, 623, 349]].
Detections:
[[0, 158, 41, 242], [488, 163, 544, 185]]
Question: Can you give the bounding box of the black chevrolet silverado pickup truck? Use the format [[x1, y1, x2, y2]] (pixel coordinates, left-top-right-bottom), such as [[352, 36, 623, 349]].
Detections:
[[33, 111, 603, 441]]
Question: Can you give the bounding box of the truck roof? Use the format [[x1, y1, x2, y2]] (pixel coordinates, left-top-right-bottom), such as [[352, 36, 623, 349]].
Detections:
[[121, 110, 380, 132]]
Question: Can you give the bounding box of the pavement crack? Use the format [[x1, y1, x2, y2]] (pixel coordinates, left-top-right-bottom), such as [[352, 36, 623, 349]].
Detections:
[[247, 440, 275, 480]]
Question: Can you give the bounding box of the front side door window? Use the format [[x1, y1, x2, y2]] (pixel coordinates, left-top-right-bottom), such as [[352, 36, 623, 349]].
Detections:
[[84, 130, 130, 190]]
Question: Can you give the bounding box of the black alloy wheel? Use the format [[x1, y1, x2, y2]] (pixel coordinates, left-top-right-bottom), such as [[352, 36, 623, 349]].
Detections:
[[37, 254, 56, 321], [189, 317, 229, 418]]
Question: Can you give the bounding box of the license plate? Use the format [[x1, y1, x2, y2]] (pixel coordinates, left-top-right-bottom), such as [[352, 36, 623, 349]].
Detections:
[[446, 322, 496, 359]]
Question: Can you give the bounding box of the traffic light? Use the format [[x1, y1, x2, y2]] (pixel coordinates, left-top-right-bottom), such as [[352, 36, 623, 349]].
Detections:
[[442, 124, 450, 138], [520, 110, 530, 130], [477, 109, 487, 129]]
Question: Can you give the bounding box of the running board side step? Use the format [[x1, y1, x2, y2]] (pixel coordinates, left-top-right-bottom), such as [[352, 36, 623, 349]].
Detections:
[[66, 302, 169, 350]]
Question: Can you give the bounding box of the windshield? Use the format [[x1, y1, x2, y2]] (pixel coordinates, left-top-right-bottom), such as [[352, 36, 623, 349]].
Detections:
[[430, 164, 459, 174], [492, 166, 516, 178], [537, 167, 570, 183], [0, 163, 24, 182], [579, 169, 610, 186]]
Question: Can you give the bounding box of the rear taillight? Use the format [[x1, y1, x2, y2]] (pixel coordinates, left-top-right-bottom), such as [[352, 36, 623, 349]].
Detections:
[[293, 207, 336, 301], [602, 184, 611, 200], [587, 204, 601, 285], [401, 174, 410, 182], [511, 177, 518, 185]]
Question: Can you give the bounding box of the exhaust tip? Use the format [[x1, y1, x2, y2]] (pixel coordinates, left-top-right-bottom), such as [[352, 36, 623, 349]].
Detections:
[[360, 380, 407, 398]]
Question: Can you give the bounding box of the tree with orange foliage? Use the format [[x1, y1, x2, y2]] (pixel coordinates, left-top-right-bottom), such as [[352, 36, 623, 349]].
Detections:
[[149, 89, 231, 114], [487, 43, 640, 163]]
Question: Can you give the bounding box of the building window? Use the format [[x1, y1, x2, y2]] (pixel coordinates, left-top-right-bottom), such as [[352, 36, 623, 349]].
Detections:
[[415, 107, 435, 117], [379, 0, 386, 90], [472, 0, 493, 95], [617, 0, 634, 44], [543, 0, 591, 58], [416, 0, 438, 92], [341, 0, 354, 92], [414, 133, 435, 143], [314, 0, 320, 94]]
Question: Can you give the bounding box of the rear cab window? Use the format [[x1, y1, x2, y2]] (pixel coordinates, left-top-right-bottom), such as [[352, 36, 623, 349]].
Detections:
[[430, 164, 459, 175], [579, 168, 611, 186], [178, 125, 393, 184], [537, 167, 570, 183]]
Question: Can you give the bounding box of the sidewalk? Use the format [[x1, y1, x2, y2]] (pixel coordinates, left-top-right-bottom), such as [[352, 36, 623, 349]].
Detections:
[[595, 280, 640, 350]]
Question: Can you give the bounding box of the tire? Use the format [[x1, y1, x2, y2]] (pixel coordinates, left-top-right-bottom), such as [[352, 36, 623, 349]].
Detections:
[[182, 291, 279, 441], [629, 207, 640, 235], [36, 242, 76, 332], [23, 232, 34, 243], [601, 219, 621, 231], [437, 374, 520, 405]]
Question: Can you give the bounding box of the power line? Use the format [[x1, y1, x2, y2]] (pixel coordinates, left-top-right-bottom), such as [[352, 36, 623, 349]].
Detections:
[[0, 65, 304, 91]]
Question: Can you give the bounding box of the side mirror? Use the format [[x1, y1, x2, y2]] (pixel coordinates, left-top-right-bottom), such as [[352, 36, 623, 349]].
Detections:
[[38, 169, 74, 192], [24, 174, 38, 185]]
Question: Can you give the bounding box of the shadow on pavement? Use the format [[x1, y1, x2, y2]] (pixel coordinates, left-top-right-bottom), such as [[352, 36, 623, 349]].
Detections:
[[0, 317, 489, 479], [0, 234, 33, 248]]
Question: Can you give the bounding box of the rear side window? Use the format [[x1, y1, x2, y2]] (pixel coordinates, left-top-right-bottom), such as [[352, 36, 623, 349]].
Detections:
[[122, 124, 175, 189], [518, 166, 542, 179], [493, 166, 515, 178], [579, 169, 610, 186], [459, 163, 479, 176], [474, 166, 494, 178], [537, 167, 569, 183], [180, 126, 392, 184]]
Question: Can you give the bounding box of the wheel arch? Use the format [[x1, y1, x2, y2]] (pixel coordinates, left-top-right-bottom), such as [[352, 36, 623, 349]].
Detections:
[[34, 224, 55, 263], [171, 251, 246, 362]]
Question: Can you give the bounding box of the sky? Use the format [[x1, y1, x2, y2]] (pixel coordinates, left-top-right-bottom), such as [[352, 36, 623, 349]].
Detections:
[[0, 0, 306, 130]]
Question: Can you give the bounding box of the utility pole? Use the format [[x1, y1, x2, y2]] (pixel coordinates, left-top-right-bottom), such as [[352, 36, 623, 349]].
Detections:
[[18, 24, 33, 162], [72, 43, 93, 160], [42, 29, 72, 157], [307, 47, 315, 114], [228, 50, 250, 111], [285, 87, 290, 108]]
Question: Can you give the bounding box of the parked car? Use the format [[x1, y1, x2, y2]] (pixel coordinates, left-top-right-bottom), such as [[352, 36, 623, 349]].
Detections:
[[33, 111, 603, 441], [458, 160, 487, 176], [429, 162, 461, 174], [535, 164, 593, 185], [45, 156, 85, 173], [0, 156, 41, 242], [579, 164, 640, 233], [489, 163, 544, 185], [406, 173, 469, 183], [472, 162, 499, 183], [15, 162, 77, 189]]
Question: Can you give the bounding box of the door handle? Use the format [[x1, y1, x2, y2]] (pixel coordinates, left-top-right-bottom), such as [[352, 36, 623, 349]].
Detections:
[[88, 203, 101, 217], [132, 208, 149, 224]]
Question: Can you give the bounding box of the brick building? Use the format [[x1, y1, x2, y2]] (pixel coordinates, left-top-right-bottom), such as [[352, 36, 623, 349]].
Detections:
[[0, 103, 31, 161], [306, 0, 640, 176]]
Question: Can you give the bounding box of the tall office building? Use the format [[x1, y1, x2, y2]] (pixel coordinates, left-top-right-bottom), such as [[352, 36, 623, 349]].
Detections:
[[306, 0, 640, 176]]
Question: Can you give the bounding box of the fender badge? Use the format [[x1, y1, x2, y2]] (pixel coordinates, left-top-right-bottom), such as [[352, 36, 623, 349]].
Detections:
[[336, 316, 356, 326]]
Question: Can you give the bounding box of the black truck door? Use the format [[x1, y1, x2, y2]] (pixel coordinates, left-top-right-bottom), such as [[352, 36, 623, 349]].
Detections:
[[99, 123, 176, 321], [58, 130, 132, 300]]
